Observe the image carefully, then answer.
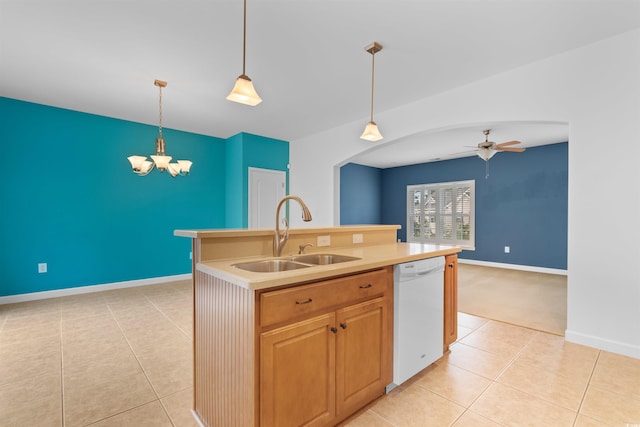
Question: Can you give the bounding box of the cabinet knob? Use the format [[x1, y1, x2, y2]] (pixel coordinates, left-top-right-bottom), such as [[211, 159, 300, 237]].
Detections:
[[331, 327, 338, 334], [295, 298, 313, 305], [340, 323, 347, 329], [359, 284, 372, 289], [448, 263, 454, 268]]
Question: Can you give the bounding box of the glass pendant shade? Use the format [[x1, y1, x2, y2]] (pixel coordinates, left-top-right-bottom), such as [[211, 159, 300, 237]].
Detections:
[[128, 155, 154, 176], [150, 155, 172, 171], [167, 163, 181, 177], [226, 75, 262, 106], [360, 121, 383, 142], [477, 148, 497, 161], [177, 160, 193, 175], [128, 155, 147, 171], [140, 160, 154, 174]]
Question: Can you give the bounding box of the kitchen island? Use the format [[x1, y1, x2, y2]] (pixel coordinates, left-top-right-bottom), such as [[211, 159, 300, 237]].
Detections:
[[175, 225, 461, 427]]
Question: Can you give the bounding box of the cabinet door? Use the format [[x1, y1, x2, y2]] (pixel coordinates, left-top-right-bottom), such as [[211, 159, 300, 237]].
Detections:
[[261, 312, 336, 427], [444, 254, 458, 352], [335, 297, 392, 418]]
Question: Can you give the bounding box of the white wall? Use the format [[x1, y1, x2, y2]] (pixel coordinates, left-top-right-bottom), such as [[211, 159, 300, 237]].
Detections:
[[290, 29, 640, 358]]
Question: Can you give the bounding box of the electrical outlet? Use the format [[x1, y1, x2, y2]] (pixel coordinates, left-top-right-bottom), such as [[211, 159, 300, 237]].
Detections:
[[317, 235, 331, 247], [38, 263, 47, 273], [504, 246, 510, 254], [352, 234, 363, 244]]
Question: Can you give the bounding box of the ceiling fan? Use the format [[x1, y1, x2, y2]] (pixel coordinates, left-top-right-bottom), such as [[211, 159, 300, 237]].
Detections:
[[475, 129, 525, 161], [473, 129, 525, 178]]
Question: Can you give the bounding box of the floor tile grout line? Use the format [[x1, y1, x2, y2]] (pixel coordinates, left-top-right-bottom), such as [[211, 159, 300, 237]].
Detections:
[[142, 292, 193, 341], [106, 303, 162, 403], [82, 400, 165, 426], [367, 406, 400, 427], [157, 394, 178, 427], [493, 330, 539, 381], [488, 330, 591, 415], [448, 326, 538, 426], [572, 350, 602, 427]]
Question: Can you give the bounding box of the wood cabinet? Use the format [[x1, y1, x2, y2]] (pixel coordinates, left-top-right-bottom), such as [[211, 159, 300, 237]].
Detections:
[[260, 313, 336, 427], [443, 254, 458, 352], [336, 297, 390, 418], [259, 268, 392, 427]]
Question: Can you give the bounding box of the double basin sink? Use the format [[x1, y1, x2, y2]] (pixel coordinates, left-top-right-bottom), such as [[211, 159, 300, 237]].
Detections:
[[232, 254, 361, 273]]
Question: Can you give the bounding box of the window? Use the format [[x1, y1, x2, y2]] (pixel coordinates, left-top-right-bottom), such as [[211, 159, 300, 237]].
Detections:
[[407, 180, 475, 250]]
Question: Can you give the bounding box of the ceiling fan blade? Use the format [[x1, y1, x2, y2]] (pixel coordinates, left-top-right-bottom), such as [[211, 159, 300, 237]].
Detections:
[[497, 147, 525, 152], [496, 140, 521, 148]]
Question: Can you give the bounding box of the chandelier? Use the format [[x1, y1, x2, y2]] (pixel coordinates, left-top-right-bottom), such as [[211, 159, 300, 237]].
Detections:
[[127, 80, 192, 177]]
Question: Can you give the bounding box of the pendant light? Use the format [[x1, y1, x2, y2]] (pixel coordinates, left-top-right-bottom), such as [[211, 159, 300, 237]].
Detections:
[[127, 80, 192, 177], [226, 0, 262, 106], [360, 41, 383, 142]]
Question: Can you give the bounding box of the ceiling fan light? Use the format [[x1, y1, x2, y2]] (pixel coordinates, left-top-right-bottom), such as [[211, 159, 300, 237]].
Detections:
[[477, 148, 497, 161], [226, 74, 262, 106], [360, 121, 383, 141]]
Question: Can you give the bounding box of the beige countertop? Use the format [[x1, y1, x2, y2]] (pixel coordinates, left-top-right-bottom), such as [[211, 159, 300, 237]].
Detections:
[[196, 242, 461, 291]]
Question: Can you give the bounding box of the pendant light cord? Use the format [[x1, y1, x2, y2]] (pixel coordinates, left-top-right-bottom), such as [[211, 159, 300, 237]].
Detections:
[[370, 51, 375, 122], [242, 0, 247, 75]]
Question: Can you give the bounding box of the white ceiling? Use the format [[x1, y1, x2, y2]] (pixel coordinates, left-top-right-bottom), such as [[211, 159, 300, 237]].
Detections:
[[1, 0, 638, 168]]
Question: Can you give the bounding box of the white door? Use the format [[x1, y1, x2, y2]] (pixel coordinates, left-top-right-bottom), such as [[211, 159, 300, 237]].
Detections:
[[249, 167, 286, 229]]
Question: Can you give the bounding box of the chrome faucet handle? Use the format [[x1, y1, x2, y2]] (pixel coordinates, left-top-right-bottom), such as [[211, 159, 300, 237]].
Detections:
[[298, 243, 313, 254]]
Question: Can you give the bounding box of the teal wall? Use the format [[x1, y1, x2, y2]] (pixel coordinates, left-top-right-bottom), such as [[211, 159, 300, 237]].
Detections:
[[0, 97, 288, 297], [225, 132, 290, 228], [225, 133, 245, 228]]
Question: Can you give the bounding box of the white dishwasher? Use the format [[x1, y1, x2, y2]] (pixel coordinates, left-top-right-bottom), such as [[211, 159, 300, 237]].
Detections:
[[388, 256, 445, 391]]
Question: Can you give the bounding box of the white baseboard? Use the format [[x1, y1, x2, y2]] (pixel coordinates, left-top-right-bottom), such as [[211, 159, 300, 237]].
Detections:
[[565, 329, 640, 359], [458, 258, 567, 276], [0, 274, 192, 306], [191, 410, 206, 427]]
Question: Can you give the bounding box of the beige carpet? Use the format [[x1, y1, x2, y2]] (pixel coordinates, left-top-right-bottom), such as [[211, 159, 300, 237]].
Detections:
[[458, 263, 567, 336]]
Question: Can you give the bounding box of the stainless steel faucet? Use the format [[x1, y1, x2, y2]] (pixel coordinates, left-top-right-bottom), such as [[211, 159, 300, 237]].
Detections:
[[274, 196, 312, 257], [298, 243, 313, 254]]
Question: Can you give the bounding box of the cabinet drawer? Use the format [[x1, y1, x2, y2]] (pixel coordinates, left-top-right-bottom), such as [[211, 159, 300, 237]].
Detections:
[[260, 269, 390, 327]]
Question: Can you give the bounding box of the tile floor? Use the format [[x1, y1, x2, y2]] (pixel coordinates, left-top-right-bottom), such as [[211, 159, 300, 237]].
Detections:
[[1, 281, 639, 427], [0, 280, 196, 427]]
